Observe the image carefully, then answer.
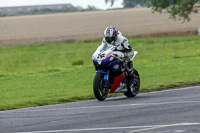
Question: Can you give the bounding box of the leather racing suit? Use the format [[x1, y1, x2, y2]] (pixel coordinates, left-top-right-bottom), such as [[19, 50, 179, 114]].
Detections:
[[102, 31, 135, 73]]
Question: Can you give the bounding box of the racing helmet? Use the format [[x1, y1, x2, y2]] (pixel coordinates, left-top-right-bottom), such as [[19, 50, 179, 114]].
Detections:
[[104, 26, 118, 44]]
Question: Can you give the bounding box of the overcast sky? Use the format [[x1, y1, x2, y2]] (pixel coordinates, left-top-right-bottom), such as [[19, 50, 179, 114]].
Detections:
[[0, 0, 123, 9]]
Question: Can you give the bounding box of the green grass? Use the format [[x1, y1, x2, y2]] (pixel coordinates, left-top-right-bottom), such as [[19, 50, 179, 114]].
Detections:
[[0, 36, 200, 110]]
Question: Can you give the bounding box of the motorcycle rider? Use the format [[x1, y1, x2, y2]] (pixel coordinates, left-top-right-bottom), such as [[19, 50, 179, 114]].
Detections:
[[102, 26, 135, 75]]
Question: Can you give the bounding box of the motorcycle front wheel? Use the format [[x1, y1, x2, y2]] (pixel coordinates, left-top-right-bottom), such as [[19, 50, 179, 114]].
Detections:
[[93, 73, 109, 101], [124, 68, 140, 97]]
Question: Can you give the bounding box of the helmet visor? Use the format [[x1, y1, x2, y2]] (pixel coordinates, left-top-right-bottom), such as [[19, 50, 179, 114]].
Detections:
[[105, 36, 115, 44]]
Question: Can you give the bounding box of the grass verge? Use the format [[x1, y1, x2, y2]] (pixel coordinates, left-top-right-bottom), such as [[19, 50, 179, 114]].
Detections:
[[0, 36, 200, 110]]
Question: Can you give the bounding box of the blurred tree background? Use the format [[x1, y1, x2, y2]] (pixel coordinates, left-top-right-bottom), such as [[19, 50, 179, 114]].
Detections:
[[106, 0, 200, 21], [105, 0, 146, 7], [0, 5, 99, 17], [144, 0, 200, 21], [1, 0, 200, 21]]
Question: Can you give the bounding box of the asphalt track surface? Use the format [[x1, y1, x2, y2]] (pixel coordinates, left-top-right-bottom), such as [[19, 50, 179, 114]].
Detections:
[[1, 86, 200, 133]]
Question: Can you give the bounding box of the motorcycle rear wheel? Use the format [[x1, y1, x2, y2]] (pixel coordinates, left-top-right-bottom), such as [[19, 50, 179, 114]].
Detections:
[[93, 73, 109, 101], [124, 68, 140, 97]]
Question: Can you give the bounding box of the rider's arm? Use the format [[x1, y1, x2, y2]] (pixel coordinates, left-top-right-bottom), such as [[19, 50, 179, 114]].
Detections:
[[122, 38, 134, 58], [102, 37, 106, 44], [121, 38, 132, 52]]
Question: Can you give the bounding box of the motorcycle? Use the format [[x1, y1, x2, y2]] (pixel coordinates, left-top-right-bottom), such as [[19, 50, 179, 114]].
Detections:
[[92, 43, 140, 101]]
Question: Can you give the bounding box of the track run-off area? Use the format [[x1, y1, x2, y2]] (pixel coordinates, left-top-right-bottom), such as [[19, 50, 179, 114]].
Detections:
[[0, 86, 200, 133]]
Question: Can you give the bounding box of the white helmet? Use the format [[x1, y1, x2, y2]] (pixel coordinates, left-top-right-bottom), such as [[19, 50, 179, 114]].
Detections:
[[104, 26, 117, 44]]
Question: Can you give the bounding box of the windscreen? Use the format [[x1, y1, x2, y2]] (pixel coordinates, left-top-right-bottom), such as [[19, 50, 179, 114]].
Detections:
[[99, 43, 110, 52]]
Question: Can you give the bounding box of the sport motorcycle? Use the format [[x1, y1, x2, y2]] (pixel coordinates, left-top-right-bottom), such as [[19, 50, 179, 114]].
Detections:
[[92, 43, 140, 101]]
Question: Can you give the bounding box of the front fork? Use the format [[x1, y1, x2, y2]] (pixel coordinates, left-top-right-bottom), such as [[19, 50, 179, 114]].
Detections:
[[96, 69, 110, 88]]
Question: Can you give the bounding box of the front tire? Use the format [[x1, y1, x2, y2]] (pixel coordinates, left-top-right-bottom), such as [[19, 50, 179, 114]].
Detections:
[[93, 73, 109, 101], [124, 69, 140, 97]]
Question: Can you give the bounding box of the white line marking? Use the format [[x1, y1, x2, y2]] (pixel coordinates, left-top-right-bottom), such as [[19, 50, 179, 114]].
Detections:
[[45, 100, 200, 110], [14, 122, 200, 133], [7, 100, 200, 113], [2, 86, 199, 114], [139, 85, 200, 95], [130, 122, 199, 132]]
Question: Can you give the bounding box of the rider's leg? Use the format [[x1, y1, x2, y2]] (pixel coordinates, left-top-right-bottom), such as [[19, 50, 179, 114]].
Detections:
[[126, 61, 133, 76]]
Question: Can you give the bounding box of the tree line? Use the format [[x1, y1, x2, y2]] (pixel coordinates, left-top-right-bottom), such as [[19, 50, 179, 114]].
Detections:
[[106, 0, 200, 21], [106, 0, 146, 8], [1, 0, 200, 21], [0, 5, 99, 17]]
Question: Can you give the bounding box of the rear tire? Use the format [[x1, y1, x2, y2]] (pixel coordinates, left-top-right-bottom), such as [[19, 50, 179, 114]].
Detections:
[[124, 69, 140, 97], [93, 73, 109, 101]]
